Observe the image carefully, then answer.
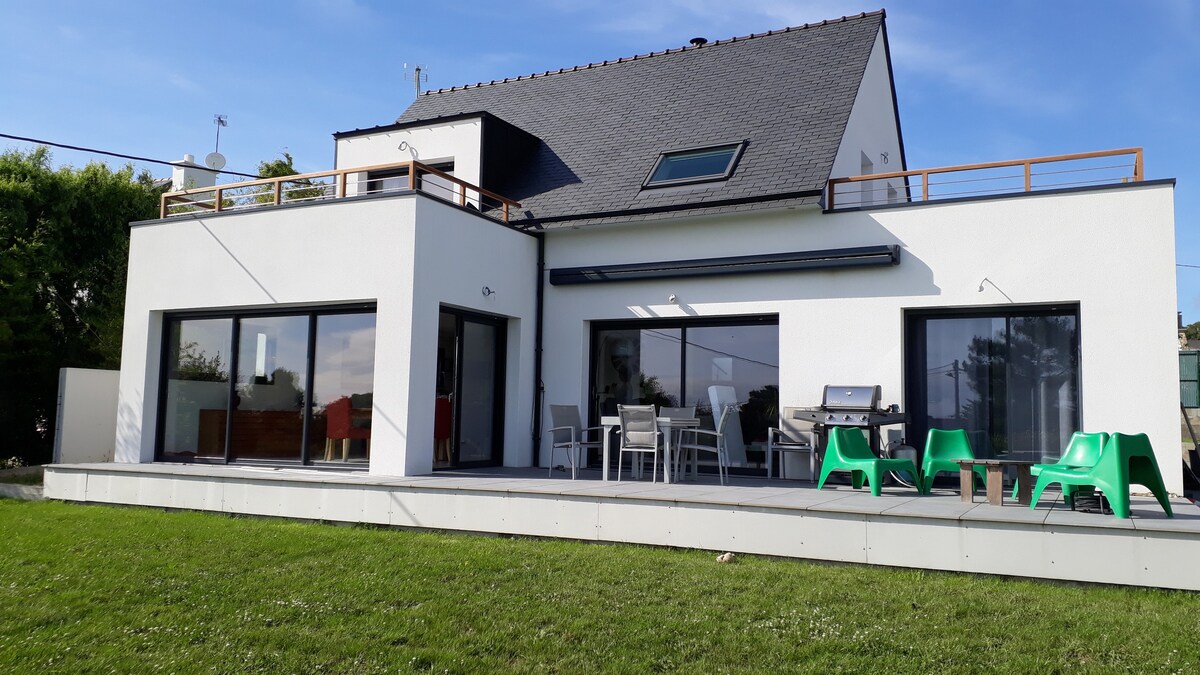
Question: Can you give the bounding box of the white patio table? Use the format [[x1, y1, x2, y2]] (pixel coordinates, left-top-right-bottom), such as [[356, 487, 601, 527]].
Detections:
[[600, 415, 700, 483]]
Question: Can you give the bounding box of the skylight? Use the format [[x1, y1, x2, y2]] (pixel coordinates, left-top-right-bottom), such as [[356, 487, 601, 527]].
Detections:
[[643, 142, 746, 188]]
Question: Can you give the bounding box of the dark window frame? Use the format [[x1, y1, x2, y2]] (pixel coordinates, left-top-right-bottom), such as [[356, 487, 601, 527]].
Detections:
[[641, 141, 748, 189], [587, 314, 779, 468], [154, 302, 377, 468], [903, 303, 1082, 462]]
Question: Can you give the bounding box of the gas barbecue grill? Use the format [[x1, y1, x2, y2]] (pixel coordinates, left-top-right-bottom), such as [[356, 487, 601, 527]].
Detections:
[[793, 385, 907, 457]]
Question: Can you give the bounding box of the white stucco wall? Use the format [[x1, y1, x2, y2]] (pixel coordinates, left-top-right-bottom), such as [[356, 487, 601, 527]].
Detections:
[[539, 183, 1181, 492], [829, 28, 905, 206], [54, 367, 120, 464], [115, 194, 536, 477]]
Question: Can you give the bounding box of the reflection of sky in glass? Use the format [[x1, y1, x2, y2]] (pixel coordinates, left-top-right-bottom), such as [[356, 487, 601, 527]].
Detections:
[[173, 318, 232, 377], [684, 326, 778, 407], [596, 325, 779, 410], [237, 316, 310, 391], [925, 317, 1002, 419], [314, 313, 377, 408]]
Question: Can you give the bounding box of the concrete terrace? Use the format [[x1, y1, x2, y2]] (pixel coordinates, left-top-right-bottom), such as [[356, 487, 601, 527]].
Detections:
[[44, 463, 1200, 591]]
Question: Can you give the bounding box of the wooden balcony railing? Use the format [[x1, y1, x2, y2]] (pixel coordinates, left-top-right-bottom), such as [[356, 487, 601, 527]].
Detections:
[[827, 147, 1144, 210], [160, 160, 522, 223]]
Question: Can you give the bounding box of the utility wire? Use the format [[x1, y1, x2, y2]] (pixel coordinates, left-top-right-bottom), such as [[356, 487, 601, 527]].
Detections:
[[1178, 263, 1200, 269], [0, 132, 261, 179]]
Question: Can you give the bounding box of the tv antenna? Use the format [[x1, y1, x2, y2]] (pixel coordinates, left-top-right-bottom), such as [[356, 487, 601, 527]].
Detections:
[[403, 63, 428, 98], [206, 114, 228, 171]]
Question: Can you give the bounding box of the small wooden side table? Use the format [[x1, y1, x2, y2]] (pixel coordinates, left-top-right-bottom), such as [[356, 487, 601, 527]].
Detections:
[[957, 459, 1035, 506]]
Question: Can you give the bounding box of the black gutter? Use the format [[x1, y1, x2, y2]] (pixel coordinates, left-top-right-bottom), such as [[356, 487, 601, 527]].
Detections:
[[516, 188, 824, 228], [531, 234, 546, 468]]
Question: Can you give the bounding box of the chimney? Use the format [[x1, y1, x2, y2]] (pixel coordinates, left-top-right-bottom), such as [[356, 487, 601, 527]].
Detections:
[[170, 153, 218, 191]]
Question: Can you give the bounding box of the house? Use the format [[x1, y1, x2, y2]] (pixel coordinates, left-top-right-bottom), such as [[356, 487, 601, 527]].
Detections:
[[105, 10, 1180, 493]]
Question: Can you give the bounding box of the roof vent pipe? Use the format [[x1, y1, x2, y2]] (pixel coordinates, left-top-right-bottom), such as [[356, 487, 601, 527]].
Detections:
[[689, 37, 708, 47]]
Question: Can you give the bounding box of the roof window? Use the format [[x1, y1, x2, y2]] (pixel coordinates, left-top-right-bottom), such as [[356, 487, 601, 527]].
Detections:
[[643, 142, 746, 188]]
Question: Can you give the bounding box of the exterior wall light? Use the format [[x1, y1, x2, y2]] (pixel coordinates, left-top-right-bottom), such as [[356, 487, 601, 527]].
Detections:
[[482, 286, 495, 297]]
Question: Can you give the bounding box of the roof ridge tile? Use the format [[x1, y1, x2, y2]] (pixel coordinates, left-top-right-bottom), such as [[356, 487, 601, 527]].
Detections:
[[418, 9, 884, 97]]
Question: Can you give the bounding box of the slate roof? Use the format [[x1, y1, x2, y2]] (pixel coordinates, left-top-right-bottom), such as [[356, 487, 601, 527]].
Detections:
[[395, 11, 887, 229]]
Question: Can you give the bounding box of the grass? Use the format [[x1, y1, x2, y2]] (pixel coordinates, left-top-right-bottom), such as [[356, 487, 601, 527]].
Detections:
[[1, 499, 1198, 673], [0, 473, 42, 485]]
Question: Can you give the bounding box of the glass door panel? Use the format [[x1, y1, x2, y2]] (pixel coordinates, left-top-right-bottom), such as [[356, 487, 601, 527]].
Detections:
[[684, 325, 779, 463], [594, 328, 682, 417], [908, 309, 1079, 464], [457, 320, 499, 464], [231, 315, 310, 462], [311, 313, 377, 464], [436, 309, 505, 468], [161, 318, 232, 461]]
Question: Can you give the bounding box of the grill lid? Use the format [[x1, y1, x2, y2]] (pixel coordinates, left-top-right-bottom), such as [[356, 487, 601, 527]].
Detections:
[[822, 385, 883, 410]]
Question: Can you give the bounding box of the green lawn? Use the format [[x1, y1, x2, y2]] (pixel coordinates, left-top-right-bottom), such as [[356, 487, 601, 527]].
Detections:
[[1, 499, 1198, 673]]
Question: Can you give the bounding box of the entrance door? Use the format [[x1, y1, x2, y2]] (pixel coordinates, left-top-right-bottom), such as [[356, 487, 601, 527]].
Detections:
[[435, 309, 506, 468]]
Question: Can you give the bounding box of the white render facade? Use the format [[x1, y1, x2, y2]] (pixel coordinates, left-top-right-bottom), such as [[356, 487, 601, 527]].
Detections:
[[108, 11, 1183, 495]]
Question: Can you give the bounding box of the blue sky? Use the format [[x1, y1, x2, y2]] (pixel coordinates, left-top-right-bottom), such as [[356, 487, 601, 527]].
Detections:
[[3, 0, 1198, 317]]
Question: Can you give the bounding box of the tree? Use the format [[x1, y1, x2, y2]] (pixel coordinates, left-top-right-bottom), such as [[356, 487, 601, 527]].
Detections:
[[0, 147, 164, 463], [253, 152, 325, 204], [1185, 321, 1200, 343]]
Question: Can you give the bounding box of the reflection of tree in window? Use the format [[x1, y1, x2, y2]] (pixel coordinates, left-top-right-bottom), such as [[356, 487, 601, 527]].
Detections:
[[174, 341, 228, 382], [959, 316, 1078, 459]]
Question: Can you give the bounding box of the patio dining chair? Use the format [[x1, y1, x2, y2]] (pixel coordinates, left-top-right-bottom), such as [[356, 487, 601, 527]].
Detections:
[[1030, 432, 1173, 519], [676, 404, 738, 485], [617, 404, 662, 482], [659, 406, 697, 480], [919, 428, 985, 495], [1012, 431, 1108, 503], [817, 426, 919, 496], [547, 404, 603, 479], [767, 407, 817, 481]]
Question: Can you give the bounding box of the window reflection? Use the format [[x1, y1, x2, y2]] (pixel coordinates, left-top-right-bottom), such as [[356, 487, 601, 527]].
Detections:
[[311, 313, 376, 464], [161, 318, 231, 461], [915, 311, 1079, 462], [592, 321, 778, 468], [230, 316, 310, 462]]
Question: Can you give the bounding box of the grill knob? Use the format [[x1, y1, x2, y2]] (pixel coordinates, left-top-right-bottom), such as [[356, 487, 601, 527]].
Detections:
[[860, 415, 868, 423], [826, 414, 835, 422], [842, 415, 851, 422]]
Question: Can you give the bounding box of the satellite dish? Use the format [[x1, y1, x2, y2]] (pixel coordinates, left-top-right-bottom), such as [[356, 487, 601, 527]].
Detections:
[[204, 152, 226, 171]]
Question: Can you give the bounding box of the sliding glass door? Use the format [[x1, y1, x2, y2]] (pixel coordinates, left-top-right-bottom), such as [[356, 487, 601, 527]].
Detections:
[[434, 308, 506, 469], [157, 305, 376, 465], [590, 316, 779, 468], [905, 305, 1080, 463]]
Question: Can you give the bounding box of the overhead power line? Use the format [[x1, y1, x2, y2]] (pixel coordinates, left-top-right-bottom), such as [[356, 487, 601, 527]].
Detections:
[[1179, 263, 1200, 269], [0, 132, 261, 179]]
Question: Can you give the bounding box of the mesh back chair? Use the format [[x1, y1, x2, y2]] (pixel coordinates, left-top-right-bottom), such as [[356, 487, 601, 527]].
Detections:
[[547, 404, 603, 479], [708, 386, 747, 467], [1030, 432, 1172, 519], [1013, 431, 1108, 502], [817, 427, 919, 496], [768, 407, 817, 481], [676, 404, 737, 485], [659, 406, 696, 480], [920, 428, 986, 495], [617, 404, 662, 482]]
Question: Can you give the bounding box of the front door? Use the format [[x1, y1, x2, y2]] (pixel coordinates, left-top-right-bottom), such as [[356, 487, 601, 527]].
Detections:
[[435, 309, 505, 468]]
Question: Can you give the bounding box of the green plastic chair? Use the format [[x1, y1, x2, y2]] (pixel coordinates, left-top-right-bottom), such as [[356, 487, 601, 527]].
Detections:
[[1030, 432, 1173, 519], [920, 428, 986, 495], [817, 427, 920, 496], [1012, 431, 1108, 503]]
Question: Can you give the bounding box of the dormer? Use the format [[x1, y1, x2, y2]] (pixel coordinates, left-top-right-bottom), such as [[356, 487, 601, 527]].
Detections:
[[332, 112, 538, 202]]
